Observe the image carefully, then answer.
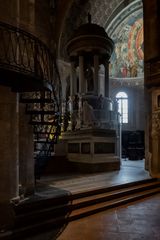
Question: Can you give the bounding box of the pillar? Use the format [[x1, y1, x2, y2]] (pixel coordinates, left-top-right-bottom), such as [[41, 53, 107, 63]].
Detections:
[[144, 88, 151, 171], [69, 62, 74, 130], [70, 61, 77, 95], [94, 55, 99, 95], [104, 62, 109, 97], [0, 86, 19, 230], [143, 0, 160, 61], [150, 112, 160, 177], [19, 103, 35, 196], [149, 89, 160, 177], [79, 56, 84, 94], [70, 62, 74, 96]]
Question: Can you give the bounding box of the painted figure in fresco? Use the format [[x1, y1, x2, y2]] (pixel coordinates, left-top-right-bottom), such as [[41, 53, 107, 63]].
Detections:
[[129, 64, 138, 77], [121, 64, 128, 78]]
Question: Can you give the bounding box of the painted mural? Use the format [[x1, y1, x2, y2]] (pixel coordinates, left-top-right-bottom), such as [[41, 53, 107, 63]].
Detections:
[[109, 11, 144, 78]]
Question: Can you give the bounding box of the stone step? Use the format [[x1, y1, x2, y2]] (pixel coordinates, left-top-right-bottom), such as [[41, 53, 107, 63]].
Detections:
[[69, 178, 156, 199], [71, 180, 160, 206], [11, 179, 160, 239], [15, 180, 159, 227], [69, 187, 160, 221], [69, 181, 160, 220]]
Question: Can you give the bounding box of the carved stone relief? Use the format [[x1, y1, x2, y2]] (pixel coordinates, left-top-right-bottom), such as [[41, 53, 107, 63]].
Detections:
[[151, 111, 160, 138]]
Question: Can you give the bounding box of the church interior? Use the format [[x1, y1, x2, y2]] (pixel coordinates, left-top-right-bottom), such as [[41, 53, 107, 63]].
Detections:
[[1, 0, 160, 239]]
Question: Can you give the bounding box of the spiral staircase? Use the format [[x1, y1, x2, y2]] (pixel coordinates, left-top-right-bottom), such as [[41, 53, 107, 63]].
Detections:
[[0, 21, 62, 180]]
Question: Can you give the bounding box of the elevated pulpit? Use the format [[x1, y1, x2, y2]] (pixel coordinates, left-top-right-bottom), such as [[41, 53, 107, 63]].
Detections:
[[62, 15, 120, 172]]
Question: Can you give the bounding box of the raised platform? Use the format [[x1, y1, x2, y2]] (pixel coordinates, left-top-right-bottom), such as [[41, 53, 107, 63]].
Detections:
[[62, 128, 120, 173], [37, 160, 149, 194]]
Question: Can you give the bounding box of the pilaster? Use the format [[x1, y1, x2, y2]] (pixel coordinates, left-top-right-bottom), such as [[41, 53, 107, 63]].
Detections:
[[19, 103, 35, 196], [0, 86, 19, 230]]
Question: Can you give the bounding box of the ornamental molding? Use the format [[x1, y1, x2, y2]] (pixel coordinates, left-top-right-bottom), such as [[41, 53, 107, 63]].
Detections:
[[151, 111, 160, 138]]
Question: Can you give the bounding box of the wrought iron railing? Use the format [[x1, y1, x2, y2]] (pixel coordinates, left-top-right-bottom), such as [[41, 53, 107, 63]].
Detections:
[[0, 21, 54, 85], [0, 22, 63, 179]]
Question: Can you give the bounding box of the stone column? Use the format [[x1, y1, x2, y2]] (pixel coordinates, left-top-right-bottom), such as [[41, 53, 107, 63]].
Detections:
[[94, 55, 99, 95], [19, 103, 35, 196], [143, 0, 160, 61], [29, 0, 35, 27], [79, 56, 84, 94], [143, 0, 160, 176], [69, 62, 75, 130], [70, 62, 77, 95], [149, 89, 160, 177], [144, 88, 152, 171], [104, 62, 109, 97], [0, 86, 19, 230], [78, 94, 82, 129], [0, 0, 18, 24], [70, 62, 74, 96], [150, 111, 160, 177]]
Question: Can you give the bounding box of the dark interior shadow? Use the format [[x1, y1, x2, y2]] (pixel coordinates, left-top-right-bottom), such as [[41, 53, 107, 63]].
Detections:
[[11, 185, 73, 240]]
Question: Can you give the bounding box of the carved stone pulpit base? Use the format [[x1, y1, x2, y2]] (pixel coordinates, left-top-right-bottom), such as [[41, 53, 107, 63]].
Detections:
[[62, 129, 120, 173]]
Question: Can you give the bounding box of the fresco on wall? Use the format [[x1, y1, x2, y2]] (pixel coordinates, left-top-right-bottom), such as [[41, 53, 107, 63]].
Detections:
[[109, 11, 144, 78]]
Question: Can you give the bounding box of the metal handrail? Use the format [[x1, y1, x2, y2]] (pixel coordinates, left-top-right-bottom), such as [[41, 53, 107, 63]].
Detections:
[[0, 21, 54, 85], [0, 22, 63, 179]]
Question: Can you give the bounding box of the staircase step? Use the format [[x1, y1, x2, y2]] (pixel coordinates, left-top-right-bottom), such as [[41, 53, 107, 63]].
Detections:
[[34, 132, 55, 136], [26, 110, 55, 115], [12, 215, 67, 239], [34, 155, 53, 160], [69, 187, 160, 221], [34, 140, 53, 144], [20, 98, 54, 103], [70, 181, 160, 209], [69, 178, 157, 200], [0, 231, 12, 240], [34, 151, 55, 155], [29, 121, 54, 125], [12, 179, 160, 239], [15, 203, 70, 227], [13, 194, 70, 215]]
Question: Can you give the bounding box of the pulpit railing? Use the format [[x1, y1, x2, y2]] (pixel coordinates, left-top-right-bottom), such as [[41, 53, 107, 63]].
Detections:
[[0, 21, 54, 85]]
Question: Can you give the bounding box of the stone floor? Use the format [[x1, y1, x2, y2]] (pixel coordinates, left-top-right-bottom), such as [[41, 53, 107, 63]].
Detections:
[[25, 160, 160, 240], [57, 194, 160, 240], [35, 159, 150, 197]]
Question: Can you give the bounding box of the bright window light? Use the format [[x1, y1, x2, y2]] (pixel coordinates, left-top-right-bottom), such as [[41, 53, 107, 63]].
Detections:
[[116, 92, 128, 123]]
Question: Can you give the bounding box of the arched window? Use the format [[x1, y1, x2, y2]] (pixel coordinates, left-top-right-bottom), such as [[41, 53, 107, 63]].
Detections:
[[116, 92, 128, 123]]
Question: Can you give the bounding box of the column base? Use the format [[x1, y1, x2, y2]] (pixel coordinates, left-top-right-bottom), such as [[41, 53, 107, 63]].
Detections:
[[0, 203, 15, 231], [19, 184, 35, 197]]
